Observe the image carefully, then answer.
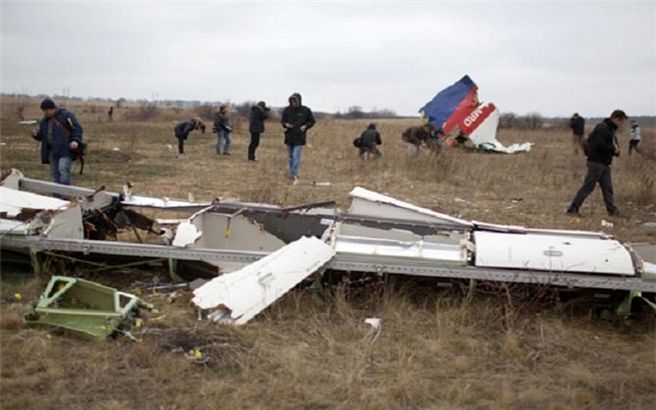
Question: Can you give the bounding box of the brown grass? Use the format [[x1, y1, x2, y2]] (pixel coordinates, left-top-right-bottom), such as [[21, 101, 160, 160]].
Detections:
[[1, 99, 655, 409]]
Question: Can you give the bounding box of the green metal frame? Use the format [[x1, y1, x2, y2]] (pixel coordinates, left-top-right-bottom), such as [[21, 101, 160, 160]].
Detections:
[[25, 276, 155, 340]]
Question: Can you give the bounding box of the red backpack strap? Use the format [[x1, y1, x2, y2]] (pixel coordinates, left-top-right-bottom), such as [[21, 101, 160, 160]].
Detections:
[[51, 115, 72, 138]]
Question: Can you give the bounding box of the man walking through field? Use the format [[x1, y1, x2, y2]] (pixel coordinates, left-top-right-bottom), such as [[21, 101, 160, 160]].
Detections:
[[567, 109, 627, 217], [281, 93, 315, 185], [569, 113, 585, 153], [30, 98, 83, 186]]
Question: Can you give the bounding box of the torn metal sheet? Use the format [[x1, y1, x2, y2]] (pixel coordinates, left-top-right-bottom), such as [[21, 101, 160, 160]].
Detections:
[[474, 231, 635, 276], [25, 276, 156, 340], [0, 219, 30, 235], [0, 186, 84, 239], [192, 236, 335, 325], [172, 208, 287, 273], [419, 75, 532, 154], [330, 222, 468, 266], [629, 243, 656, 264], [177, 208, 286, 252], [473, 220, 611, 239], [349, 187, 472, 228], [6, 169, 209, 212], [172, 221, 203, 247], [0, 186, 70, 217], [122, 195, 211, 209]]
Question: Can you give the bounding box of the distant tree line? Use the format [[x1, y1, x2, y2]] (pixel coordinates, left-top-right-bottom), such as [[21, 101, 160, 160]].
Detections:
[[498, 112, 544, 129], [334, 106, 398, 119]]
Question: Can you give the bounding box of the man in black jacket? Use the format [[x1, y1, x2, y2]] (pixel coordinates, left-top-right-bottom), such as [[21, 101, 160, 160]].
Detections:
[[567, 110, 627, 216], [569, 113, 585, 152], [31, 98, 83, 185], [248, 101, 269, 162], [355, 123, 382, 160], [281, 93, 315, 184], [174, 117, 205, 159]]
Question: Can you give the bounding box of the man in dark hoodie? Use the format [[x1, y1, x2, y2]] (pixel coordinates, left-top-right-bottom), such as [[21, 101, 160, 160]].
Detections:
[[174, 117, 205, 159], [569, 113, 585, 153], [281, 93, 315, 184], [354, 123, 382, 160], [567, 109, 627, 216], [30, 98, 83, 185], [248, 101, 269, 162]]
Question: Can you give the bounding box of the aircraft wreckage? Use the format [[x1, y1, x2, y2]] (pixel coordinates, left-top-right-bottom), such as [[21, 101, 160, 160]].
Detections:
[[1, 169, 655, 326]]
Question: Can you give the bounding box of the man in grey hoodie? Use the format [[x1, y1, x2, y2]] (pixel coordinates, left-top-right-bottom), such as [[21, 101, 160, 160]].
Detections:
[[281, 93, 315, 184]]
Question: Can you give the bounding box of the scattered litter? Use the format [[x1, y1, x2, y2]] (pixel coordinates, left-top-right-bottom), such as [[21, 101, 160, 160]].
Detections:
[[172, 221, 202, 247], [112, 147, 120, 151], [159, 227, 174, 245], [454, 197, 467, 203], [642, 221, 656, 229], [601, 220, 614, 229], [364, 317, 381, 329], [0, 142, 6, 146], [364, 317, 382, 344], [511, 198, 523, 203], [167, 291, 181, 304], [312, 181, 332, 187], [13, 293, 22, 301], [122, 182, 133, 201], [166, 144, 173, 150], [25, 276, 157, 340]]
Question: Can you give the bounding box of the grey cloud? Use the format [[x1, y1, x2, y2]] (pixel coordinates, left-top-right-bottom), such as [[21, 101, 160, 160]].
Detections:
[[1, 1, 654, 116]]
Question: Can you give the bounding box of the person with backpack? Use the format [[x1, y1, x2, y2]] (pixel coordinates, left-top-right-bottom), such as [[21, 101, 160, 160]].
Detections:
[[174, 117, 205, 159], [628, 120, 641, 155], [569, 113, 585, 153], [213, 105, 233, 156], [354, 123, 382, 160], [248, 101, 269, 162], [281, 93, 315, 185], [567, 109, 627, 217], [30, 98, 83, 185]]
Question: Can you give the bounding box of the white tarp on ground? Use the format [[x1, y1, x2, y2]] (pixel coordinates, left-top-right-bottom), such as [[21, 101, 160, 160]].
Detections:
[[468, 106, 533, 154], [192, 236, 335, 325], [474, 231, 635, 275]]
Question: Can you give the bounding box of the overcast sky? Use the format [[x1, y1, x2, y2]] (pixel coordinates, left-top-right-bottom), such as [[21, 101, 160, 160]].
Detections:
[[1, 1, 654, 116]]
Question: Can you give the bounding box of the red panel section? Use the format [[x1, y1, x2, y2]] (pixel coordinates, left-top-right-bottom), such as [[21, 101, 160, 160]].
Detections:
[[443, 87, 479, 133], [459, 103, 495, 134]]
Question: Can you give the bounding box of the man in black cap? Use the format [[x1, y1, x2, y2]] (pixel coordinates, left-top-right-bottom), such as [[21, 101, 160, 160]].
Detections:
[[30, 98, 83, 185], [248, 101, 269, 162], [567, 109, 627, 216], [281, 93, 315, 184]]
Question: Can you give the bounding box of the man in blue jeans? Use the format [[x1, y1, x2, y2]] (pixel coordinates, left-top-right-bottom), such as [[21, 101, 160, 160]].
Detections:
[[213, 105, 232, 155], [31, 98, 83, 186], [281, 93, 315, 185]]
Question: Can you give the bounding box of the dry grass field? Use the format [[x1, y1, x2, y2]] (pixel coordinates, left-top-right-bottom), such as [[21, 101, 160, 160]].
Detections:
[[1, 98, 655, 409]]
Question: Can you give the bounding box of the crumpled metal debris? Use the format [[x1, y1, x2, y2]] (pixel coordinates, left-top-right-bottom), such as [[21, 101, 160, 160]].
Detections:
[[25, 276, 157, 340]]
